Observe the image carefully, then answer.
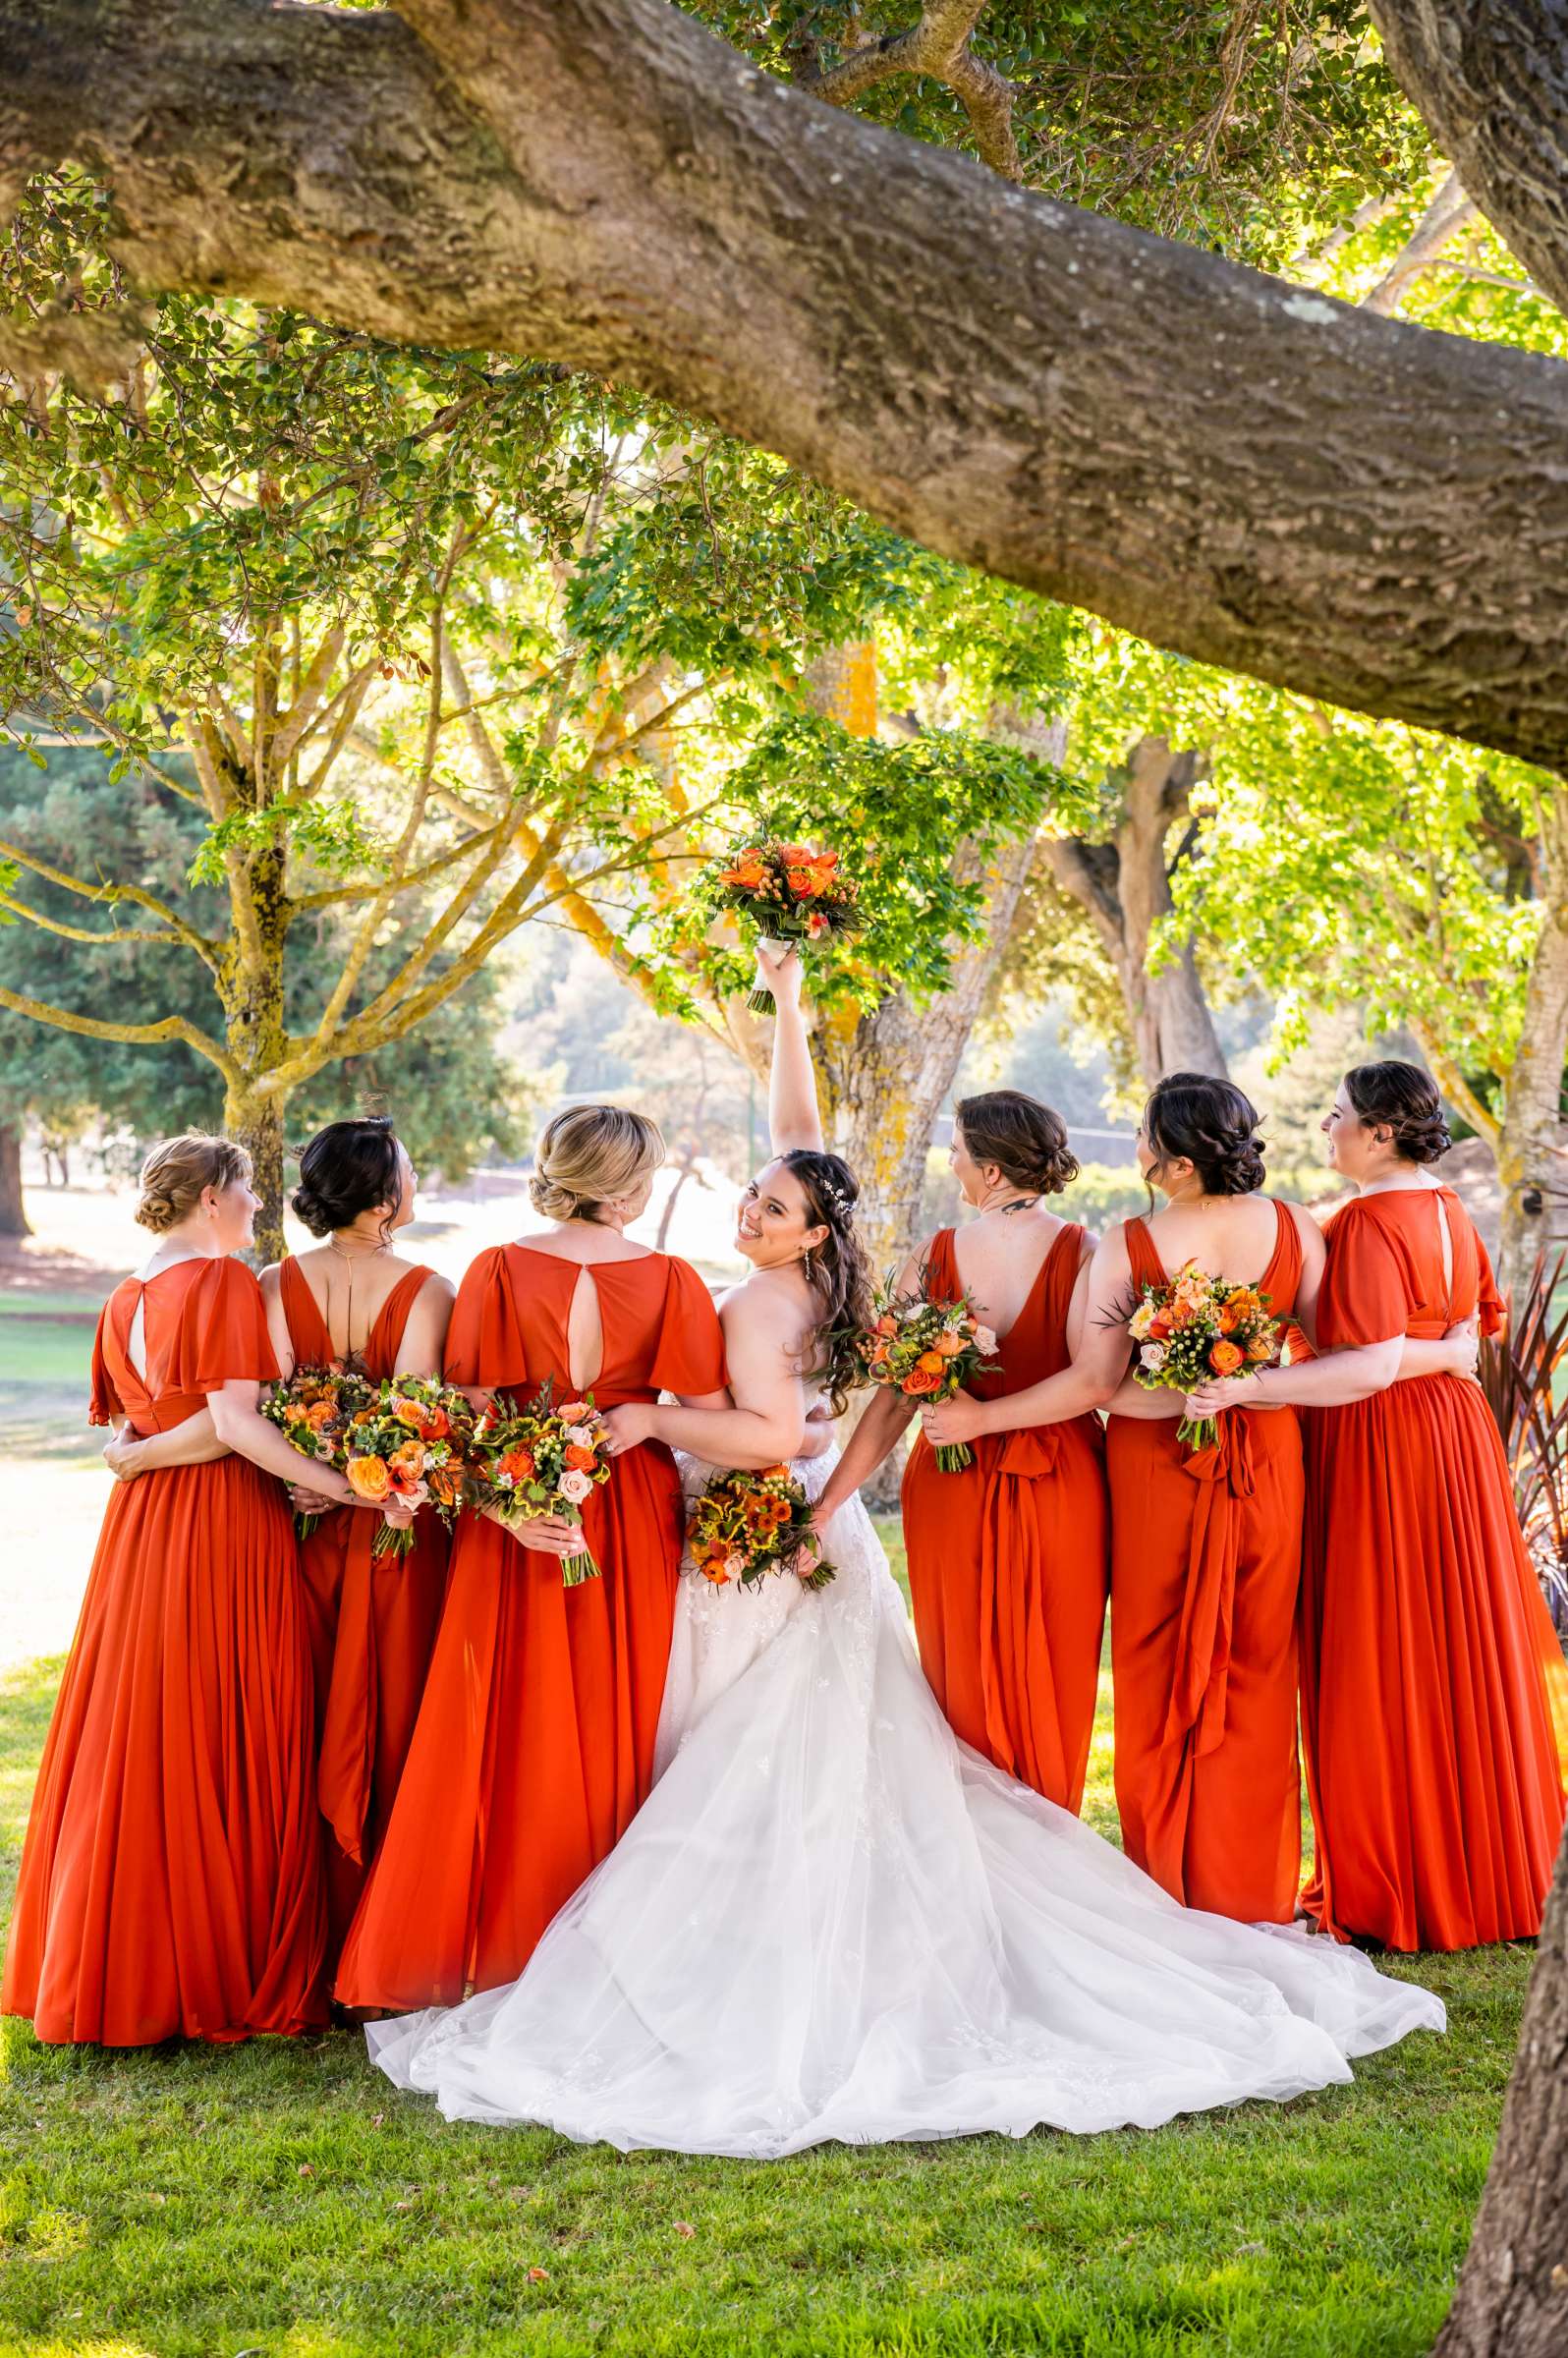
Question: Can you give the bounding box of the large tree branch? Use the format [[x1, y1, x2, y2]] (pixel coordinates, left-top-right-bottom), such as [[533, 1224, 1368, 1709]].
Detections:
[[800, 2, 1021, 182], [5, 0, 1568, 766], [0, 981, 237, 1077], [0, 829, 219, 967], [1370, 0, 1568, 318]]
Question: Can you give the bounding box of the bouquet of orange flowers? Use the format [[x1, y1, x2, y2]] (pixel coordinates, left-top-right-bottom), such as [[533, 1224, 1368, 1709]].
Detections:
[[700, 835, 865, 1013], [1127, 1260, 1281, 1449], [469, 1382, 613, 1587], [343, 1376, 476, 1557], [262, 1363, 375, 1536], [687, 1465, 835, 1592], [848, 1275, 998, 1472]]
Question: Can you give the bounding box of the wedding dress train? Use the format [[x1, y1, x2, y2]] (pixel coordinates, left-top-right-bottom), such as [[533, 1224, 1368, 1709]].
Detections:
[[366, 1450, 1444, 2156]]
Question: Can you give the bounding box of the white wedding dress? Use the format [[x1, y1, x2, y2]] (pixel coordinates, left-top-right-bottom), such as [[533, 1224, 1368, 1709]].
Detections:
[[366, 1447, 1444, 2156]]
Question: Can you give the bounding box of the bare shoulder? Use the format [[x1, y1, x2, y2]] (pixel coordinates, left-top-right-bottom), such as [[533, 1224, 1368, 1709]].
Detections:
[[721, 1266, 813, 1351], [257, 1259, 285, 1301], [411, 1265, 457, 1307]]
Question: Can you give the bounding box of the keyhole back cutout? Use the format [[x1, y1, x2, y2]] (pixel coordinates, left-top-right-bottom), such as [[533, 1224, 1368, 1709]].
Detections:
[[564, 1264, 605, 1394], [1433, 1189, 1455, 1314]]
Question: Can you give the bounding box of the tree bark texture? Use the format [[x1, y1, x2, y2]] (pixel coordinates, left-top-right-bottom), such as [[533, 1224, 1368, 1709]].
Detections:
[[0, 1120, 30, 1236], [4, 0, 1568, 768], [1431, 1818, 1568, 2358], [1494, 789, 1568, 1302]]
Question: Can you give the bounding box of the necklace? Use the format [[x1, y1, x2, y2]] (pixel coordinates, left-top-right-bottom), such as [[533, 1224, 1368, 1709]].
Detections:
[[326, 1230, 388, 1360]]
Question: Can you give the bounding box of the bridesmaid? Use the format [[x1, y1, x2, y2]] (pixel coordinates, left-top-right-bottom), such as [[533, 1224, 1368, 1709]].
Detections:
[[1091, 1075, 1322, 1923], [815, 1091, 1121, 1814], [335, 1105, 728, 2011], [1189, 1060, 1568, 1949], [1, 1135, 345, 2045], [259, 1117, 455, 1958]]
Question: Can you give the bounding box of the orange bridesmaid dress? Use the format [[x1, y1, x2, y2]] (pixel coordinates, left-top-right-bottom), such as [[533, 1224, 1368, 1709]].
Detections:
[[1301, 1188, 1568, 1951], [1106, 1202, 1306, 1922], [335, 1243, 726, 2011], [2, 1259, 325, 2044], [902, 1223, 1109, 1813], [278, 1257, 450, 1955]]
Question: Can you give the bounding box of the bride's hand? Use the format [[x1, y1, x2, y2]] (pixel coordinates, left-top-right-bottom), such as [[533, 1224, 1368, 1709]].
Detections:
[[754, 938, 804, 1006], [921, 1392, 985, 1447], [602, 1403, 656, 1457], [795, 1415, 837, 1461]]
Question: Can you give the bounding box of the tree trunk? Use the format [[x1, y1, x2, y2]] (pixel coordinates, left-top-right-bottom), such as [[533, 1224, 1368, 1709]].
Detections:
[[1431, 1817, 1568, 2358], [1041, 737, 1229, 1091], [1370, 2, 1568, 319], [1495, 793, 1568, 1303], [6, 0, 1568, 767], [0, 1121, 30, 1237], [225, 1085, 286, 1266]]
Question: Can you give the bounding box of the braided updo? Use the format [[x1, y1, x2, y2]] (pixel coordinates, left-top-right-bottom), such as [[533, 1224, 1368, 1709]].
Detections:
[[529, 1104, 665, 1223], [135, 1134, 252, 1233], [954, 1091, 1080, 1195], [1344, 1061, 1451, 1164], [1144, 1073, 1266, 1199]]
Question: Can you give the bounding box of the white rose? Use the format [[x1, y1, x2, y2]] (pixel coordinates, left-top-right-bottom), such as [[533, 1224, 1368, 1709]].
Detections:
[[724, 1552, 747, 1579], [563, 1426, 595, 1451], [973, 1325, 998, 1357], [1140, 1343, 1168, 1372], [558, 1469, 592, 1503], [1128, 1302, 1154, 1340]]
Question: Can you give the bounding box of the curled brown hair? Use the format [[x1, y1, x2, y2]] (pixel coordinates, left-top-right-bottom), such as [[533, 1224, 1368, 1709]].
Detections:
[[1144, 1073, 1265, 1199], [780, 1149, 874, 1418], [135, 1133, 252, 1234], [954, 1090, 1079, 1195], [1344, 1061, 1451, 1164]]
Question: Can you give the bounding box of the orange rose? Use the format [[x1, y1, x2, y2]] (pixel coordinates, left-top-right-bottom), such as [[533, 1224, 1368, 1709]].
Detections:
[[874, 1315, 898, 1336], [498, 1447, 535, 1484], [306, 1401, 335, 1430], [391, 1441, 426, 1473], [916, 1351, 946, 1375], [347, 1454, 391, 1501], [1207, 1339, 1245, 1376], [1247, 1335, 1274, 1363], [563, 1443, 597, 1472], [420, 1407, 450, 1441], [903, 1367, 942, 1396], [933, 1331, 965, 1358], [392, 1396, 424, 1428], [1217, 1307, 1242, 1335], [1148, 1317, 1172, 1341], [785, 867, 820, 898], [779, 843, 816, 866], [721, 862, 766, 889], [427, 1466, 463, 1505]]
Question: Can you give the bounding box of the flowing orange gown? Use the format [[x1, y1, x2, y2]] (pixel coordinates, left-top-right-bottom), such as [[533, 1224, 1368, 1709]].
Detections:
[[902, 1224, 1109, 1813], [278, 1258, 450, 1956], [1106, 1202, 1306, 1923], [2, 1258, 325, 2044], [334, 1244, 726, 2011], [1301, 1188, 1568, 1951]]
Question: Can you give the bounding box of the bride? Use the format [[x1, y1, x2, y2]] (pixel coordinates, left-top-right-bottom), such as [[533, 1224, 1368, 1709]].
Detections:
[[366, 947, 1444, 2156]]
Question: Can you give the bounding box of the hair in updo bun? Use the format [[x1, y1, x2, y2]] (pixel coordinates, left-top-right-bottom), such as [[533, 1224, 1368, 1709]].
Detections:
[[135, 1133, 252, 1233], [1144, 1073, 1266, 1199], [1344, 1060, 1451, 1164], [291, 1115, 403, 1238], [954, 1090, 1080, 1196], [529, 1104, 665, 1223]]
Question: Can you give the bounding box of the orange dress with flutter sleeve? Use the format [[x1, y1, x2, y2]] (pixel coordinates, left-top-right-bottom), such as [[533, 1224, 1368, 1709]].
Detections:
[[901, 1224, 1109, 1813], [1105, 1202, 1306, 1923], [334, 1243, 727, 2011], [279, 1258, 450, 1958], [1, 1258, 325, 2045], [1301, 1188, 1568, 1951]]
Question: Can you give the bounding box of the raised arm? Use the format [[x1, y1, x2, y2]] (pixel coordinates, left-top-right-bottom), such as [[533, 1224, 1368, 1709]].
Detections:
[[758, 943, 824, 1155]]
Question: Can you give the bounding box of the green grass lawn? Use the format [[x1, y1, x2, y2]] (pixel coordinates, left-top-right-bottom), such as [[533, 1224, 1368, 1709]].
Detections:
[[0, 1295, 101, 1463], [0, 1540, 1532, 2358]]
